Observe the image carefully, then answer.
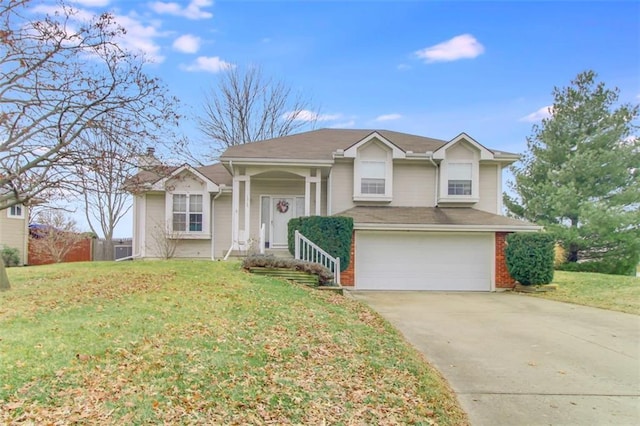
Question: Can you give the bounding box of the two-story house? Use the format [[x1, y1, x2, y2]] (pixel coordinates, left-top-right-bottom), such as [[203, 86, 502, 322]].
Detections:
[[129, 129, 539, 291], [0, 203, 29, 265]]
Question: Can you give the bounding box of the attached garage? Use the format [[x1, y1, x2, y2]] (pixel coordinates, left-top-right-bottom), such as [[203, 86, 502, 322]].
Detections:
[[355, 231, 494, 291]]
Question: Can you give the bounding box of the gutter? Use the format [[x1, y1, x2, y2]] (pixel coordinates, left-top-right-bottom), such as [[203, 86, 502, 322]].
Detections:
[[354, 223, 542, 232]]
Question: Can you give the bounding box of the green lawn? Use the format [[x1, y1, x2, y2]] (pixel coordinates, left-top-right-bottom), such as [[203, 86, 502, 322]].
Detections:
[[531, 270, 640, 314], [0, 261, 467, 425]]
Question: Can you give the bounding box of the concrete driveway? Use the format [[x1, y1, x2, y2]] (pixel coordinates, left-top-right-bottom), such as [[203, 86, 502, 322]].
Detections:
[[350, 292, 640, 426]]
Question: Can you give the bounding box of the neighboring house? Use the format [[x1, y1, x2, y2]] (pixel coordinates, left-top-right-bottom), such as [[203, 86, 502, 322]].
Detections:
[[0, 203, 29, 265], [129, 129, 540, 291]]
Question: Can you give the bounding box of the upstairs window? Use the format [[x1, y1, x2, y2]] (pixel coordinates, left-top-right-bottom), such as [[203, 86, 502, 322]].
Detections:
[[360, 161, 386, 195], [172, 194, 203, 232], [447, 163, 472, 196], [8, 205, 24, 219]]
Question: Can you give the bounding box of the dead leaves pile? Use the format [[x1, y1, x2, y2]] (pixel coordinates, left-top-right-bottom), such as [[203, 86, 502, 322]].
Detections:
[[1, 263, 467, 425]]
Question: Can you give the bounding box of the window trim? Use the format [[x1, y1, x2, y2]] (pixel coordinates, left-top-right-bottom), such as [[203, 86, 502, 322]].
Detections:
[[7, 204, 24, 219], [439, 160, 479, 203], [165, 192, 210, 238], [353, 147, 393, 202]]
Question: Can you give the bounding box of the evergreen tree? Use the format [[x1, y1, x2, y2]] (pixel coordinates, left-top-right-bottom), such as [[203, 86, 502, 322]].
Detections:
[[505, 71, 640, 275]]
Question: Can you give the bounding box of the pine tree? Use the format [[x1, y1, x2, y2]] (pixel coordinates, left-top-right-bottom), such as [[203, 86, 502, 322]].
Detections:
[[505, 71, 640, 275]]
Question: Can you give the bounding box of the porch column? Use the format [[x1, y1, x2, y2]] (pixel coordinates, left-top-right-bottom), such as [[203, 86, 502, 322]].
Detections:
[[314, 173, 321, 215], [304, 174, 311, 216], [244, 177, 251, 248], [231, 176, 240, 250], [305, 169, 321, 216]]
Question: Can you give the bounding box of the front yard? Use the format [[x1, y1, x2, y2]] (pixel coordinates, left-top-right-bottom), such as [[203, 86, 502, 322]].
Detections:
[[529, 270, 640, 315], [0, 261, 467, 425]]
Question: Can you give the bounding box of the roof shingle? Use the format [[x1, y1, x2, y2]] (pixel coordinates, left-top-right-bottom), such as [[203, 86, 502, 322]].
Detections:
[[220, 128, 448, 161], [337, 206, 539, 229]]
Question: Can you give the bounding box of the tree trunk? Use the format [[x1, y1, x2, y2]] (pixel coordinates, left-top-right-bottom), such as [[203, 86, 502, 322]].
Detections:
[[567, 243, 579, 262], [568, 217, 580, 262], [0, 258, 10, 291]]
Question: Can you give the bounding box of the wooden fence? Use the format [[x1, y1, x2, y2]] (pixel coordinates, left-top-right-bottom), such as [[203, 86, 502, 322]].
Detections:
[[92, 238, 133, 261], [27, 237, 132, 265], [28, 238, 92, 266]]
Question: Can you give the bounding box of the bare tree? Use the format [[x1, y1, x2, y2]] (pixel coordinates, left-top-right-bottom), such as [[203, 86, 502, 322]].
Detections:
[[150, 220, 182, 259], [76, 122, 137, 244], [29, 209, 86, 264], [0, 0, 180, 287], [197, 66, 319, 161], [0, 0, 179, 208]]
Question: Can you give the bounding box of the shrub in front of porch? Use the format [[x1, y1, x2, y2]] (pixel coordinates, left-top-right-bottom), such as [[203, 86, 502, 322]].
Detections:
[[242, 254, 335, 285], [287, 216, 353, 271]]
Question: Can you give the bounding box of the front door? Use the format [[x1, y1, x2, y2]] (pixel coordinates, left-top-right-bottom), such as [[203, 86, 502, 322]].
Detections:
[[271, 197, 298, 247]]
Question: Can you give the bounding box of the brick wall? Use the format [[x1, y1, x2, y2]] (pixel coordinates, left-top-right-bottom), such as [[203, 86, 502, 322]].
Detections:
[[495, 232, 516, 289], [340, 231, 355, 286]]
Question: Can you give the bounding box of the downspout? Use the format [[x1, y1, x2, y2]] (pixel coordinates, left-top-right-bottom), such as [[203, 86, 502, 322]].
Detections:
[[427, 152, 438, 207]]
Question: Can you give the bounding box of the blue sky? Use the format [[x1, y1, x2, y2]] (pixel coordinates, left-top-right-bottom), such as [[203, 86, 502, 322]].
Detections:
[[33, 0, 640, 236]]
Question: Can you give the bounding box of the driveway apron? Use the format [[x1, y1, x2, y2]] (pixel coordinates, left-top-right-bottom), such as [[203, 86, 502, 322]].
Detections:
[[349, 292, 640, 426]]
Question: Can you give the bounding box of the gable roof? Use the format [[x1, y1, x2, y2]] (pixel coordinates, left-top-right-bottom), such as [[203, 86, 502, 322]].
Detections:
[[433, 132, 495, 160], [149, 164, 220, 192], [337, 206, 541, 232], [126, 163, 231, 193], [220, 128, 448, 161]]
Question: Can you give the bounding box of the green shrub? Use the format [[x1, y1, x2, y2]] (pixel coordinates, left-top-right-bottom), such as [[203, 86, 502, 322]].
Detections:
[[1, 246, 20, 267], [505, 233, 555, 285], [242, 254, 334, 284], [287, 216, 353, 271]]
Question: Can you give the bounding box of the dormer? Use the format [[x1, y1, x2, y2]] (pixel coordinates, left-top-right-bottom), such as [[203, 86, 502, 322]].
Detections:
[[344, 132, 403, 202], [434, 133, 494, 205]]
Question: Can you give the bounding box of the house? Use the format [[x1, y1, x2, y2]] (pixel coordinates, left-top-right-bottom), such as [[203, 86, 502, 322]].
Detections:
[[129, 129, 540, 291], [0, 203, 29, 265]]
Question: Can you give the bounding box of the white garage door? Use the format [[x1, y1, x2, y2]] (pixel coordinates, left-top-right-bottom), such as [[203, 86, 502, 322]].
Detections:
[[356, 231, 493, 291]]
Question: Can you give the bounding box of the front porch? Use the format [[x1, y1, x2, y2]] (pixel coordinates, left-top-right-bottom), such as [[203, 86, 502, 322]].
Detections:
[[229, 166, 329, 251]]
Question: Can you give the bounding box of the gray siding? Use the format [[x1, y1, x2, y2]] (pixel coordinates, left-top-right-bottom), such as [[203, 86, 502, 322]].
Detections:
[[213, 193, 232, 257], [144, 193, 166, 258], [476, 164, 499, 214], [330, 161, 355, 214], [392, 162, 436, 207], [0, 208, 28, 264]]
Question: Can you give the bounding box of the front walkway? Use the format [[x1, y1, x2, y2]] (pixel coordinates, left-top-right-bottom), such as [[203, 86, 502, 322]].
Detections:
[[350, 291, 640, 425]]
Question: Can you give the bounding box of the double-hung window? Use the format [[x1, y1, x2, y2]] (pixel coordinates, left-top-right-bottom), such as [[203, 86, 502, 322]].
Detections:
[[360, 160, 386, 195], [8, 205, 24, 219], [448, 163, 472, 196], [172, 194, 203, 232]]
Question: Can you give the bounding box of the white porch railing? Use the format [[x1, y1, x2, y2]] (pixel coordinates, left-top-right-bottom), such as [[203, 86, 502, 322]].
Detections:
[[294, 230, 341, 285]]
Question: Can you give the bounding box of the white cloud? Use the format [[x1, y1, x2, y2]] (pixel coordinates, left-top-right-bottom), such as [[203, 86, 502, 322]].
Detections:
[[284, 110, 342, 122], [375, 113, 402, 122], [30, 4, 165, 63], [112, 15, 165, 63], [397, 64, 411, 71], [181, 56, 234, 73], [415, 34, 485, 63], [173, 34, 201, 53], [150, 0, 213, 20], [520, 105, 554, 122], [70, 0, 111, 6]]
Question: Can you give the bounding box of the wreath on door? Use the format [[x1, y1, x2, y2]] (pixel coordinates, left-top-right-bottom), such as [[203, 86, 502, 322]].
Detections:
[[276, 199, 290, 213]]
